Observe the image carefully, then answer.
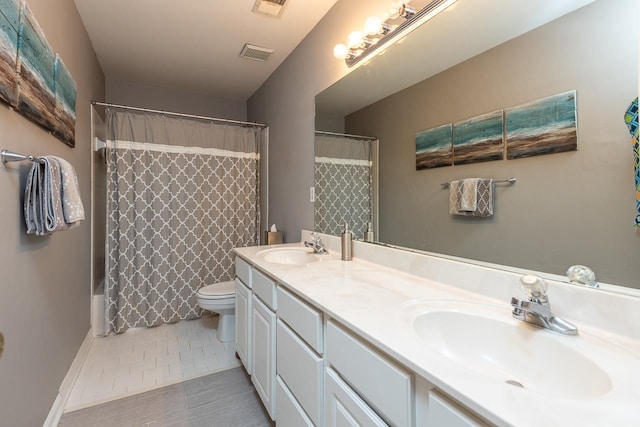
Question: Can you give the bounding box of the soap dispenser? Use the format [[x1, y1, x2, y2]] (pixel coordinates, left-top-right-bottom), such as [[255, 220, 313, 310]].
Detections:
[[364, 221, 375, 242], [341, 223, 353, 261]]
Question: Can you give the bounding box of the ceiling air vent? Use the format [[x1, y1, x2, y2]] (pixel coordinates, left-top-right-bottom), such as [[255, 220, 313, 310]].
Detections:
[[240, 44, 274, 62], [252, 0, 288, 18]]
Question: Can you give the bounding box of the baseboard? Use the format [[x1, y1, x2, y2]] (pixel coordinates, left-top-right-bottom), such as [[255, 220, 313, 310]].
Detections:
[[43, 394, 64, 427], [43, 329, 93, 427]]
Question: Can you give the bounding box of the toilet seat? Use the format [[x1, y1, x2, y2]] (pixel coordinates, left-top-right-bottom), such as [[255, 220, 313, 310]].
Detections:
[[197, 280, 235, 300]]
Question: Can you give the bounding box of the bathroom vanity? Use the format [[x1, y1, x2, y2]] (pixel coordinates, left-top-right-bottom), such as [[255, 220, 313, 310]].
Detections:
[[234, 231, 640, 426]]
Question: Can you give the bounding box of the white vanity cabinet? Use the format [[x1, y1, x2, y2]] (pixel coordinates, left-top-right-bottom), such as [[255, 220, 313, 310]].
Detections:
[[416, 377, 491, 427], [277, 376, 315, 427], [235, 278, 252, 374], [276, 286, 324, 426], [325, 320, 413, 427], [427, 392, 488, 427], [235, 251, 487, 427], [234, 257, 252, 374], [235, 257, 278, 420], [251, 268, 278, 420], [325, 367, 387, 427]]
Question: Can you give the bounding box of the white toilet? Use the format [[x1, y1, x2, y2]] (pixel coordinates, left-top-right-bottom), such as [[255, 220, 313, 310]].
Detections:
[[196, 280, 236, 342]]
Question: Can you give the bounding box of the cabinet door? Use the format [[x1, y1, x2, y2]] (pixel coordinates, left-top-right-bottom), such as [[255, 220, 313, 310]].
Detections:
[[235, 278, 252, 374], [252, 294, 276, 420], [325, 368, 387, 427]]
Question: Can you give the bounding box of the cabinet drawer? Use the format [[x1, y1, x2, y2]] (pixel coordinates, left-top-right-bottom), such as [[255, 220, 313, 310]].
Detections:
[[277, 286, 323, 354], [276, 376, 314, 427], [428, 391, 489, 427], [326, 320, 412, 427], [325, 367, 387, 427], [277, 319, 323, 426], [235, 256, 252, 288], [253, 268, 277, 310]]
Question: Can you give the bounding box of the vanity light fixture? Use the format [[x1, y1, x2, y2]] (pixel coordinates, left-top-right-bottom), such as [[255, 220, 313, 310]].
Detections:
[[333, 0, 458, 67]]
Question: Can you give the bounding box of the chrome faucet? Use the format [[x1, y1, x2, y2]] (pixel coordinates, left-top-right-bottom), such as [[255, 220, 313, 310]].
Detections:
[[304, 232, 328, 254], [511, 274, 578, 335]]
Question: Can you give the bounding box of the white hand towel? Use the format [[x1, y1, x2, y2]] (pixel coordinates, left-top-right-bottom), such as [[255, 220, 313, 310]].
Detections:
[[43, 157, 69, 234], [51, 156, 85, 224]]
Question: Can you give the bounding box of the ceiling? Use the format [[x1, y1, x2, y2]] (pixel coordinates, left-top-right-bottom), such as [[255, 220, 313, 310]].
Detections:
[[73, 0, 338, 101]]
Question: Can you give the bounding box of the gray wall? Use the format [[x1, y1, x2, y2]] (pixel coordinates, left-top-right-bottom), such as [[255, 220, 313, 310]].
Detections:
[[0, 0, 105, 425], [346, 0, 640, 286], [248, 0, 384, 241], [92, 109, 106, 293], [106, 77, 247, 121]]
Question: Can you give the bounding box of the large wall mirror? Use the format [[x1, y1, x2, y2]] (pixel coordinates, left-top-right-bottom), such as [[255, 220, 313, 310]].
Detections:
[[315, 0, 640, 289]]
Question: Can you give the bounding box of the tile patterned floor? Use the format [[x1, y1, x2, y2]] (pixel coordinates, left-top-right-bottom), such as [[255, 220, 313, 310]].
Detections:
[[65, 315, 240, 412]]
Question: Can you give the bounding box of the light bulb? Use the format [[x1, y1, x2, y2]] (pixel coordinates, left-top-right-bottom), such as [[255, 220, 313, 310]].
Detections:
[[364, 16, 383, 36], [333, 43, 349, 60], [388, 1, 404, 19], [347, 31, 364, 49]]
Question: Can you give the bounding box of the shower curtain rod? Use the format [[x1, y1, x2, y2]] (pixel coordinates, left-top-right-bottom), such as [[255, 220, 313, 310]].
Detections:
[[91, 101, 268, 128], [315, 130, 378, 141]]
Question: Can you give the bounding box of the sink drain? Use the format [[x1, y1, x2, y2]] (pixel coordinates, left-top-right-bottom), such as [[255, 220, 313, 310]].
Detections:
[[505, 379, 524, 388]]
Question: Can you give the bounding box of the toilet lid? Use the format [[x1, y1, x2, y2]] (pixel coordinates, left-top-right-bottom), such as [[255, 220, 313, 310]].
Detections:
[[198, 281, 235, 299]]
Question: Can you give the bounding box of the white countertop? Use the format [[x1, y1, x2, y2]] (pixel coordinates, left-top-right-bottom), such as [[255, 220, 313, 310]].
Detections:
[[234, 239, 640, 427]]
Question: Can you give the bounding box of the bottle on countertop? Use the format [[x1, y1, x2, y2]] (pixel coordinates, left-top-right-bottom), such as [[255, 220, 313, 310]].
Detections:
[[364, 221, 375, 242], [341, 223, 353, 261]]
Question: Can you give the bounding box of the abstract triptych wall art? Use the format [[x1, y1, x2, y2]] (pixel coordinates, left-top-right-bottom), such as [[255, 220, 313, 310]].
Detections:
[[0, 0, 77, 147], [453, 110, 504, 165], [415, 90, 578, 170], [415, 123, 453, 170], [506, 90, 577, 159]]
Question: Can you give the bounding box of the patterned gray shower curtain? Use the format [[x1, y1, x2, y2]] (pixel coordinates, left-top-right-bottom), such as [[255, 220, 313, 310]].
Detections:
[[314, 133, 374, 238], [104, 109, 261, 334]]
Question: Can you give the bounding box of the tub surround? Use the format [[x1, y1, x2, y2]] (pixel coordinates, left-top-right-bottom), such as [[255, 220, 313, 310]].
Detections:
[[234, 231, 640, 426]]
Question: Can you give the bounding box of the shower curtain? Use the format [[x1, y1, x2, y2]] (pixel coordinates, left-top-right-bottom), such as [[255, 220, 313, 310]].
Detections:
[[314, 133, 375, 238], [104, 108, 262, 334]]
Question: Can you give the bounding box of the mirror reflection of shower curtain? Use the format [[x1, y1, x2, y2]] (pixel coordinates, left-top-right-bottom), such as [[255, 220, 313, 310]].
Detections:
[[314, 133, 376, 239], [104, 108, 262, 334]]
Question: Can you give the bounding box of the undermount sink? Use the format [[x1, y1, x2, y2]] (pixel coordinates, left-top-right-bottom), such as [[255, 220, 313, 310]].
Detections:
[[257, 247, 318, 265], [408, 301, 612, 399]]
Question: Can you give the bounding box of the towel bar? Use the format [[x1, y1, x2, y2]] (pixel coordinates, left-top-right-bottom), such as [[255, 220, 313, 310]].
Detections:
[[1, 149, 45, 164], [441, 177, 516, 188]]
